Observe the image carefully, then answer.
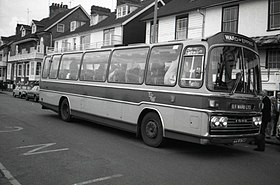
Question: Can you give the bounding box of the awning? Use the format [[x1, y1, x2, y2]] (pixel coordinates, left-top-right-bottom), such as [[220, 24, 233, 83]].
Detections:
[[252, 34, 280, 48]]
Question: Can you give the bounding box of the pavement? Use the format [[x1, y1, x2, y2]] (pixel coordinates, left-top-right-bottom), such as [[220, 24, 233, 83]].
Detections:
[[266, 136, 280, 145]]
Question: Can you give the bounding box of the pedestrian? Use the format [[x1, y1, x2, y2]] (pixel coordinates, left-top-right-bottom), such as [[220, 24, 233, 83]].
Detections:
[[254, 90, 271, 152], [272, 98, 279, 136]]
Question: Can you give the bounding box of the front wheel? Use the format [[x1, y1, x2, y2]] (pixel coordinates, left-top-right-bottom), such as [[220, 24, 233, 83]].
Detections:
[[141, 112, 164, 147], [60, 98, 71, 122]]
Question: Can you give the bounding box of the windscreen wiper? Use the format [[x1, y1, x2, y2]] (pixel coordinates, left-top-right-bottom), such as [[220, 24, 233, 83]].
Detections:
[[230, 72, 242, 95]]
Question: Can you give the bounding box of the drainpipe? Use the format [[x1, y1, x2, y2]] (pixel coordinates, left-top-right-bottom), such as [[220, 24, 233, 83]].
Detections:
[[153, 0, 158, 43], [49, 32, 53, 48], [197, 9, 205, 39]]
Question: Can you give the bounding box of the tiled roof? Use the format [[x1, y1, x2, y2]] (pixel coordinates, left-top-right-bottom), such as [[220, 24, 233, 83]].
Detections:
[[43, 6, 79, 30], [2, 5, 87, 44], [56, 0, 155, 38], [21, 24, 31, 31], [142, 0, 249, 21], [252, 34, 280, 47], [32, 20, 44, 27]]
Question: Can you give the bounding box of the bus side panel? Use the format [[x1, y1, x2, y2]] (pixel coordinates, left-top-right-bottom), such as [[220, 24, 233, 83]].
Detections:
[[40, 89, 62, 109]]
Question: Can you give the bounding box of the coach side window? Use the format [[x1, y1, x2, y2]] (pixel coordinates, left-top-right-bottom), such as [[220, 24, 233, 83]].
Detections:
[[179, 46, 205, 88], [49, 55, 61, 79], [58, 53, 82, 80], [146, 44, 182, 86], [80, 50, 110, 82], [42, 56, 51, 78], [108, 47, 149, 84]]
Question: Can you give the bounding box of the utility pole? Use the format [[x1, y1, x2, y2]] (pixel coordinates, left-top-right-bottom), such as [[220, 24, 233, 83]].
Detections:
[[69, 0, 75, 8], [27, 9, 30, 24], [152, 0, 158, 43]]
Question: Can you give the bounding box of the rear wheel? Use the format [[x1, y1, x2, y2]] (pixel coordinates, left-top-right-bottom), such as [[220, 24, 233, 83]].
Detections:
[[60, 98, 71, 122], [141, 112, 164, 147]]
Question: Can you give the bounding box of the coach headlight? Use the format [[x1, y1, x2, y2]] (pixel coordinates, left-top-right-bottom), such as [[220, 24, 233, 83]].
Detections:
[[211, 116, 228, 128], [253, 117, 262, 127]]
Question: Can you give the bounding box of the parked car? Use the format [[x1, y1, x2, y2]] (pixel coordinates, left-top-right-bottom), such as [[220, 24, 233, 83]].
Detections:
[[25, 85, 40, 102], [13, 85, 31, 98]]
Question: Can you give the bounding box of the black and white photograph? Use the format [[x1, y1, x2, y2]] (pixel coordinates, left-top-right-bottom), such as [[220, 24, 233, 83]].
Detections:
[[1, 0, 280, 185]]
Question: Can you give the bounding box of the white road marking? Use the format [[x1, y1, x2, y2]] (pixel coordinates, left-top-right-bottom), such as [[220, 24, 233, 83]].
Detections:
[[16, 143, 69, 156], [0, 126, 23, 133], [73, 174, 123, 185], [0, 162, 22, 185]]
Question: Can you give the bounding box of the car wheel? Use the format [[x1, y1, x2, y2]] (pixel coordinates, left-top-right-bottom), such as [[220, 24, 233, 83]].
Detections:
[[141, 112, 164, 147], [60, 98, 71, 122]]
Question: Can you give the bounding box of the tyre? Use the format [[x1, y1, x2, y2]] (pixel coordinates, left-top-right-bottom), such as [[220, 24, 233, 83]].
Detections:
[[35, 95, 39, 102], [141, 112, 164, 147], [60, 98, 71, 122]]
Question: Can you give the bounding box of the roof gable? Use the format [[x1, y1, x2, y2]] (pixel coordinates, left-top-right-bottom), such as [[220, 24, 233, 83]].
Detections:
[[44, 5, 90, 31]]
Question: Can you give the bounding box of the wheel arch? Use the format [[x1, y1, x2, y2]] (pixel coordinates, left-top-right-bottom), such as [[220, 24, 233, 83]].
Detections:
[[137, 107, 166, 138], [58, 96, 71, 116]]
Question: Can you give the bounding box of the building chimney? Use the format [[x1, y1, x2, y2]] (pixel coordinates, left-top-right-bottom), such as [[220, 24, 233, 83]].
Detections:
[[90, 5, 111, 26], [91, 5, 111, 16], [49, 2, 68, 18], [117, 0, 141, 6]]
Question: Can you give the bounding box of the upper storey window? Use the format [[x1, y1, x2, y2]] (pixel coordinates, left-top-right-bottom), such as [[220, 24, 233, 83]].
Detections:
[[57, 24, 64, 33], [222, 5, 239, 33], [21, 28, 26, 37], [117, 5, 128, 18], [31, 24, 36, 34], [269, 0, 280, 30]]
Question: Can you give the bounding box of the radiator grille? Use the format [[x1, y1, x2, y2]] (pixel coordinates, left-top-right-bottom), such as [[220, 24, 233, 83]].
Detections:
[[210, 116, 260, 135]]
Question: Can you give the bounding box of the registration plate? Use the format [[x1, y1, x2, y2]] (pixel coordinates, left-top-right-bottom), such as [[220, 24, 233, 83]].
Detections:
[[233, 138, 247, 144]]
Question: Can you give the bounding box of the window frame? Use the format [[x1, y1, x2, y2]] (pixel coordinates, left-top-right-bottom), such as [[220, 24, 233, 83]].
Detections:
[[32, 24, 36, 34], [103, 28, 115, 46], [57, 24, 65, 33], [145, 44, 183, 87], [42, 56, 52, 78], [70, 21, 76, 32], [107, 47, 149, 84], [179, 45, 206, 89], [266, 48, 280, 69], [268, 0, 280, 31], [79, 50, 111, 82], [175, 14, 188, 40], [49, 54, 62, 79], [36, 62, 41, 76], [58, 52, 83, 80], [222, 5, 239, 33], [21, 29, 26, 37]]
